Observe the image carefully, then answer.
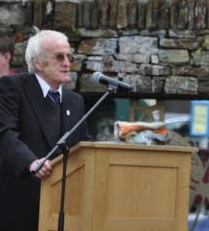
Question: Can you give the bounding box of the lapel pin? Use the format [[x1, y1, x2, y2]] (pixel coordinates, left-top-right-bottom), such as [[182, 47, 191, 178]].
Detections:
[[66, 110, 70, 116]]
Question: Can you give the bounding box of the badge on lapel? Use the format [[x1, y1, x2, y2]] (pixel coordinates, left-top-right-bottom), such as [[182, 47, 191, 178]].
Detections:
[[66, 110, 70, 116]]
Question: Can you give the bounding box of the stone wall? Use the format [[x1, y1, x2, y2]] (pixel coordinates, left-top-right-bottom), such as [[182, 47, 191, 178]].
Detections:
[[1, 0, 209, 99]]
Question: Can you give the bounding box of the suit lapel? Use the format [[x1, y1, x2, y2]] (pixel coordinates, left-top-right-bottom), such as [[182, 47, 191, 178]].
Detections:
[[24, 74, 55, 148], [60, 90, 75, 136]]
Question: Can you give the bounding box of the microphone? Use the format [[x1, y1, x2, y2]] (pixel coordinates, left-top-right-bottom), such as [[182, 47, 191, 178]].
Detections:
[[92, 72, 133, 91]]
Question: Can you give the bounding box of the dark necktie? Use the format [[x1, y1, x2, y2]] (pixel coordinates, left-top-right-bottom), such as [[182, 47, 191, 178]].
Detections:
[[47, 90, 60, 103]]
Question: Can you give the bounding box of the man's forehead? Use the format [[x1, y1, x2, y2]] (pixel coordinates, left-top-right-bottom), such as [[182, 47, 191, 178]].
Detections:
[[42, 39, 70, 51]]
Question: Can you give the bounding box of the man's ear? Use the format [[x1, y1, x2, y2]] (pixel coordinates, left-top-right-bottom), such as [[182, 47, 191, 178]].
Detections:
[[32, 57, 44, 71]]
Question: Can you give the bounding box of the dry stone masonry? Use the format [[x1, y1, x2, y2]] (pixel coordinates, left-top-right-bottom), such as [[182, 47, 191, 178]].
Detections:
[[1, 0, 209, 99]]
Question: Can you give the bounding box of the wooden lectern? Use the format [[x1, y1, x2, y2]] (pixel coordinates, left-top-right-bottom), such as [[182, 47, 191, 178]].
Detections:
[[39, 142, 196, 231]]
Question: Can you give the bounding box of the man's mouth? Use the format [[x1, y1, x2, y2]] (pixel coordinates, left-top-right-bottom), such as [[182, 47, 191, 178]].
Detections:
[[60, 71, 70, 74]]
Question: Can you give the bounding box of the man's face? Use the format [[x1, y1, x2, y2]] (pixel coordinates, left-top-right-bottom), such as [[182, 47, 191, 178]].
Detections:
[[0, 52, 11, 76], [34, 37, 73, 90]]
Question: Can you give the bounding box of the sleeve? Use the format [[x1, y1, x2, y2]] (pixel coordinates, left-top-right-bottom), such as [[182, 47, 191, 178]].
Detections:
[[0, 76, 37, 177]]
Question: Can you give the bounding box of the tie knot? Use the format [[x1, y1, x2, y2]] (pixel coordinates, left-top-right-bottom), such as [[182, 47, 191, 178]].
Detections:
[[47, 90, 60, 103]]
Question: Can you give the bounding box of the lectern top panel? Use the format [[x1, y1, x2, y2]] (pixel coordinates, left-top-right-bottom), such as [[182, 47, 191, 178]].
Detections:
[[78, 141, 198, 153]]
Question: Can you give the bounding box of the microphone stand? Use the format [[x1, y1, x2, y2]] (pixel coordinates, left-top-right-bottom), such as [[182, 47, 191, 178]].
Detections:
[[32, 85, 116, 231]]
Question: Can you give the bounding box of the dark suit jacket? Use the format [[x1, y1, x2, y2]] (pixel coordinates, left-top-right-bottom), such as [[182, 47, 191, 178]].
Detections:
[[0, 73, 92, 231]]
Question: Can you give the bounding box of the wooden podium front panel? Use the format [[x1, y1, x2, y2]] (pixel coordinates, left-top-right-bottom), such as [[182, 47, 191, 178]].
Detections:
[[39, 142, 194, 231], [92, 145, 192, 231]]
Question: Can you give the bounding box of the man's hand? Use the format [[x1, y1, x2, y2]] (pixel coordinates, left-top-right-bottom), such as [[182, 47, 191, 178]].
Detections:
[[30, 158, 53, 179]]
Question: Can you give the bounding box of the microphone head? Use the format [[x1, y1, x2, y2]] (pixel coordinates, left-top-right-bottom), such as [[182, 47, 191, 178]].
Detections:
[[91, 71, 134, 92], [92, 72, 103, 83]]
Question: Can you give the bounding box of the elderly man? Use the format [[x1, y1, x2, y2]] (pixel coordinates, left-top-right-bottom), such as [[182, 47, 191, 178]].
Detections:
[[0, 30, 92, 231]]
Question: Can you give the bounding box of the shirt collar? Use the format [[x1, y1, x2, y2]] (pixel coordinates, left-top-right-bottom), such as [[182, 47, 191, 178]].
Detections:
[[35, 74, 62, 102]]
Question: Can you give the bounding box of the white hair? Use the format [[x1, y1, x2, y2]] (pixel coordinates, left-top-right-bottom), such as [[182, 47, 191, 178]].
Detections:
[[25, 30, 69, 73]]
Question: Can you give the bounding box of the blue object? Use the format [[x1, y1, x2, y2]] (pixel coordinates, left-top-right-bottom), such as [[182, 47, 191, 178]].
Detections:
[[188, 213, 209, 231], [190, 100, 209, 137]]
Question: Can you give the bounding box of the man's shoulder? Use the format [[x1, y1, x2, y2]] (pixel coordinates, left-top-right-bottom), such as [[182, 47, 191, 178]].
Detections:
[[0, 72, 36, 89], [2, 71, 33, 79], [63, 88, 84, 103], [11, 71, 33, 78]]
